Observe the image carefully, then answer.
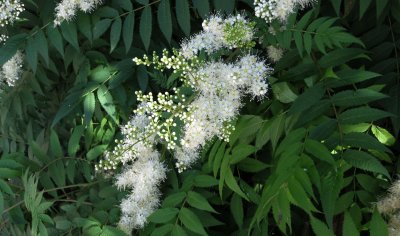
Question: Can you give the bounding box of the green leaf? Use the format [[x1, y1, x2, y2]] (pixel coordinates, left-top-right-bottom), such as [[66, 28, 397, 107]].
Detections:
[[179, 208, 207, 236], [213, 0, 235, 14], [93, 19, 112, 39], [187, 191, 217, 213], [151, 224, 174, 236], [68, 125, 85, 156], [359, 0, 373, 19], [83, 92, 96, 125], [331, 89, 388, 107], [0, 168, 20, 179], [319, 48, 366, 68], [50, 129, 63, 158], [230, 193, 243, 229], [194, 175, 218, 187], [110, 17, 122, 52], [376, 0, 389, 19], [289, 84, 325, 115], [304, 139, 335, 165], [176, 0, 191, 36], [148, 208, 179, 223], [310, 216, 335, 236], [272, 82, 298, 103], [370, 209, 388, 236], [86, 145, 108, 160], [140, 6, 152, 51], [192, 0, 210, 18], [97, 85, 118, 123], [0, 192, 4, 214], [343, 150, 390, 178], [371, 125, 396, 146], [60, 22, 79, 51], [342, 132, 391, 153], [338, 107, 392, 124], [26, 37, 37, 73], [225, 168, 248, 200], [230, 144, 256, 164], [47, 26, 64, 57], [162, 192, 186, 207], [343, 212, 359, 236], [158, 0, 172, 42], [172, 225, 188, 236], [123, 12, 135, 53], [237, 158, 270, 173], [34, 29, 49, 66], [327, 69, 380, 88]]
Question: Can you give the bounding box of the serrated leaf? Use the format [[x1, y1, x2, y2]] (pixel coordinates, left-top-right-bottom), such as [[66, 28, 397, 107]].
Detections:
[[343, 212, 359, 236], [86, 145, 108, 160], [47, 27, 64, 57], [83, 92, 96, 125], [310, 216, 335, 236], [331, 89, 387, 107], [176, 0, 190, 36], [343, 150, 390, 178], [289, 84, 325, 115], [123, 12, 135, 53], [158, 0, 172, 42], [97, 85, 117, 122], [371, 125, 396, 146], [148, 208, 179, 223], [140, 6, 152, 50], [304, 139, 335, 165], [93, 19, 112, 40], [162, 192, 186, 207], [342, 132, 391, 152], [230, 193, 243, 229], [60, 22, 79, 51], [187, 191, 217, 213], [225, 168, 248, 200], [110, 18, 122, 52], [192, 0, 210, 18], [194, 175, 218, 187], [50, 129, 63, 158], [179, 208, 207, 236], [370, 209, 388, 236], [230, 144, 256, 164], [338, 107, 392, 124], [68, 125, 84, 156]]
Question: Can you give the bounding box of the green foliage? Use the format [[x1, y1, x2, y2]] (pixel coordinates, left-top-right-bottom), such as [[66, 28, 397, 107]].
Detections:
[[0, 0, 399, 235]]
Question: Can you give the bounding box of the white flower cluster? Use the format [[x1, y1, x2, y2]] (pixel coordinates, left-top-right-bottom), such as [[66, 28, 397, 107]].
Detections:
[[176, 55, 271, 170], [254, 0, 314, 23], [378, 180, 400, 236], [54, 0, 103, 25], [0, 51, 24, 87], [0, 0, 24, 27], [267, 45, 284, 62], [100, 14, 271, 231], [180, 14, 256, 59], [0, 34, 8, 44]]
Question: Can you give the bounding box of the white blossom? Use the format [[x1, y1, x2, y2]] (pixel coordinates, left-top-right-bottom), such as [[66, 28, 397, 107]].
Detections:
[[0, 34, 8, 44], [254, 0, 315, 23], [180, 14, 255, 59], [267, 45, 284, 62], [54, 0, 103, 25], [0, 0, 24, 27], [0, 51, 24, 87], [117, 158, 167, 232]]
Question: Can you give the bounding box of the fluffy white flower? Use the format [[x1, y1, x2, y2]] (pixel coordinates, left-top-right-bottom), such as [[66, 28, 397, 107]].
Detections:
[[117, 158, 166, 232], [267, 45, 284, 62], [0, 0, 24, 27], [0, 51, 24, 87], [254, 0, 314, 23], [180, 14, 255, 59], [54, 0, 103, 25]]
